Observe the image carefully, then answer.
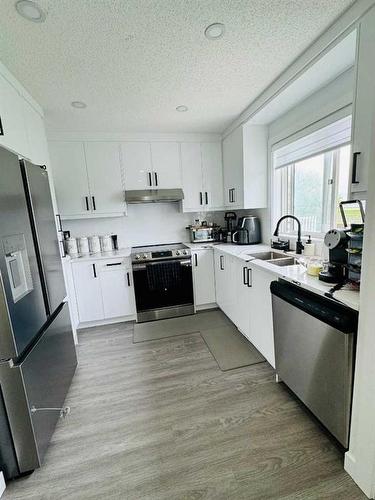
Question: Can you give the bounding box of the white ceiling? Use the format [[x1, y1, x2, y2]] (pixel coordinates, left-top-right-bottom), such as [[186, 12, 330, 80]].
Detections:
[[0, 0, 354, 134]]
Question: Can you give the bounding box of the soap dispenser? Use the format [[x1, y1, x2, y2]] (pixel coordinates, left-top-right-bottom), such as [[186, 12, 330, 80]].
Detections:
[[303, 235, 315, 256]]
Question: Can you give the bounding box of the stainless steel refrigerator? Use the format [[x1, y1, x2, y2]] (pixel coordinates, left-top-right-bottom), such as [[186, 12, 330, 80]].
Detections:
[[0, 146, 77, 479]]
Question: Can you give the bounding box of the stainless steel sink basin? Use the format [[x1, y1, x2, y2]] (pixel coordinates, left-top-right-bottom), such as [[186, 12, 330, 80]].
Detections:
[[249, 251, 287, 260], [268, 257, 299, 267]]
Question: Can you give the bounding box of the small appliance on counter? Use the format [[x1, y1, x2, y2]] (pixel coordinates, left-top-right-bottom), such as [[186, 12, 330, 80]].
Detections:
[[232, 215, 261, 245], [223, 211, 237, 242], [319, 200, 365, 285], [187, 221, 220, 243]]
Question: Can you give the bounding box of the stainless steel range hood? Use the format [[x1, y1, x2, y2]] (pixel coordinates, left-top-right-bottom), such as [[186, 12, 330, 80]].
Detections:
[[125, 188, 184, 204]]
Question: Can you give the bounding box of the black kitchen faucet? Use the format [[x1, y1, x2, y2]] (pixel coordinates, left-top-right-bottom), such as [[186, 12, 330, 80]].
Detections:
[[273, 215, 304, 254]]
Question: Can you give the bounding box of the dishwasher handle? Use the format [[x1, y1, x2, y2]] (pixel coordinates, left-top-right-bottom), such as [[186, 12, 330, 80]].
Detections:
[[270, 280, 358, 334]]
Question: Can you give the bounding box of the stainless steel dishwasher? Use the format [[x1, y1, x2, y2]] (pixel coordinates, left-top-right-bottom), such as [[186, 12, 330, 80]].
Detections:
[[270, 279, 358, 448]]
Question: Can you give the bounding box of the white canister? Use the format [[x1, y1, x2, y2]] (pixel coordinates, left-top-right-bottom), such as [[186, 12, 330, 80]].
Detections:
[[78, 236, 90, 254], [66, 237, 78, 255], [89, 235, 101, 254], [100, 235, 113, 253]]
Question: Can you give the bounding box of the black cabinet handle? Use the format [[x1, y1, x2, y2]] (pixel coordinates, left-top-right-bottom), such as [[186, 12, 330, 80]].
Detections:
[[106, 262, 122, 266], [205, 192, 208, 205], [352, 152, 360, 184], [148, 172, 152, 186], [0, 116, 4, 136], [232, 188, 236, 202], [247, 268, 252, 287], [199, 192, 203, 205], [194, 254, 198, 267], [127, 272, 131, 286], [229, 188, 232, 203], [92, 196, 96, 210], [220, 255, 224, 270], [85, 196, 90, 211], [154, 172, 158, 187], [92, 263, 97, 278], [243, 266, 248, 285]]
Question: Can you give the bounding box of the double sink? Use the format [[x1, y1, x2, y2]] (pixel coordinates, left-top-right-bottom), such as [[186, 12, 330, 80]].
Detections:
[[247, 251, 299, 267]]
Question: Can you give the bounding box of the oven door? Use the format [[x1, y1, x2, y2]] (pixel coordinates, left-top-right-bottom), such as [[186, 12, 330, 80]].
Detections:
[[132, 258, 194, 321]]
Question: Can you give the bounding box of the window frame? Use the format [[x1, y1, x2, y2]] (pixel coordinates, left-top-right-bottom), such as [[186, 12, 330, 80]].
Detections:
[[271, 143, 351, 240]]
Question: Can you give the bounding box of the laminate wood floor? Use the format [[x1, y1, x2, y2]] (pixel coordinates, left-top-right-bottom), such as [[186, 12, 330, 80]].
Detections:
[[4, 319, 366, 500]]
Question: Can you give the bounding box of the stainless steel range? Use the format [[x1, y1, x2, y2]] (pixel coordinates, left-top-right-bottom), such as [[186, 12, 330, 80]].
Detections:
[[131, 243, 194, 322]]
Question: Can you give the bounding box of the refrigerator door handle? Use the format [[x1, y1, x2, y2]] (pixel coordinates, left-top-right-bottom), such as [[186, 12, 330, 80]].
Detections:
[[0, 273, 17, 359]]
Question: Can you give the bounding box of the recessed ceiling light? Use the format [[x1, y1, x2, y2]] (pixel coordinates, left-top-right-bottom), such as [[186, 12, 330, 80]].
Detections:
[[15, 0, 46, 23], [204, 23, 225, 40], [176, 105, 188, 112], [71, 101, 87, 109]]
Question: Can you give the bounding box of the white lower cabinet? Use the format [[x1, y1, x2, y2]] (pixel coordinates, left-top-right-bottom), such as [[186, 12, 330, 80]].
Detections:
[[214, 250, 236, 318], [247, 265, 275, 368], [215, 250, 275, 368], [192, 249, 216, 307], [72, 261, 104, 323], [72, 258, 136, 324]]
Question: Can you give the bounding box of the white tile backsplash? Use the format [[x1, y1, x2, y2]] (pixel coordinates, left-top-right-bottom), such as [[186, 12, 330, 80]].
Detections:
[[62, 204, 226, 248]]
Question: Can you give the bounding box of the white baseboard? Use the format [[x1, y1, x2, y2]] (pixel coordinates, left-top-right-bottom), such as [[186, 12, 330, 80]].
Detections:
[[195, 303, 218, 311], [345, 451, 373, 499], [77, 315, 136, 330], [0, 472, 5, 498]]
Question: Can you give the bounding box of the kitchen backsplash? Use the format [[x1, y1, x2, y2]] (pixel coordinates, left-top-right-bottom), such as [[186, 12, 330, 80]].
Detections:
[[61, 204, 242, 248]]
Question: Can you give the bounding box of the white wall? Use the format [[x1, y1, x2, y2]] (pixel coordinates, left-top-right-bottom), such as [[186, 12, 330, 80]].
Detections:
[[255, 68, 355, 246]]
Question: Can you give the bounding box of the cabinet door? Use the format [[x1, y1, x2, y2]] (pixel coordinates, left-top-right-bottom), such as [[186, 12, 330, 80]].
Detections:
[[84, 142, 125, 215], [121, 142, 153, 190], [222, 128, 244, 208], [201, 142, 224, 210], [351, 8, 375, 193], [214, 250, 226, 311], [49, 142, 90, 217], [248, 266, 275, 367], [192, 249, 216, 306], [234, 260, 251, 337], [181, 143, 204, 212], [0, 73, 29, 157], [99, 263, 135, 318], [23, 102, 49, 166], [150, 142, 182, 188], [72, 262, 104, 323]]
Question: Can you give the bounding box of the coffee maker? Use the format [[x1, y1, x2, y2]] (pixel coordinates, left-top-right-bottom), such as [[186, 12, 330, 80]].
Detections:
[[319, 200, 365, 284]]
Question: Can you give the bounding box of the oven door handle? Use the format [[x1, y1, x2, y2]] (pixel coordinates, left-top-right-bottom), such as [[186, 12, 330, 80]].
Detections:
[[132, 258, 191, 270]]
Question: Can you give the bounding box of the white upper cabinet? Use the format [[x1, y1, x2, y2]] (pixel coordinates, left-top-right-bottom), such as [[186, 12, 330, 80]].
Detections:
[[50, 141, 126, 219], [351, 9, 375, 194], [121, 141, 181, 190], [49, 141, 90, 218], [121, 142, 153, 190], [181, 141, 224, 212], [222, 124, 268, 209], [23, 100, 49, 165], [0, 73, 29, 158], [84, 142, 125, 215], [201, 142, 224, 210], [180, 143, 203, 210], [150, 142, 181, 188]]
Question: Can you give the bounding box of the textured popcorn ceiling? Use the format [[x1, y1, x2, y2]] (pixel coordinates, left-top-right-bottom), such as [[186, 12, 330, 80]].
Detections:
[[0, 0, 354, 133]]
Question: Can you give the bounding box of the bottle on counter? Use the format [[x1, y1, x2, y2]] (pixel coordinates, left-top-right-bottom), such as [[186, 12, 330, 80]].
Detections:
[[303, 235, 315, 256]]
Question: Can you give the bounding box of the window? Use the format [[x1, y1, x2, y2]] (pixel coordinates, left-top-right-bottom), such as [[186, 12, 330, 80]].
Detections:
[[272, 115, 354, 237]]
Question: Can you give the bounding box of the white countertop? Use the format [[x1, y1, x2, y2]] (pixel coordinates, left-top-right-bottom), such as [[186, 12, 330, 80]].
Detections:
[[185, 241, 360, 311], [67, 248, 131, 263]]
